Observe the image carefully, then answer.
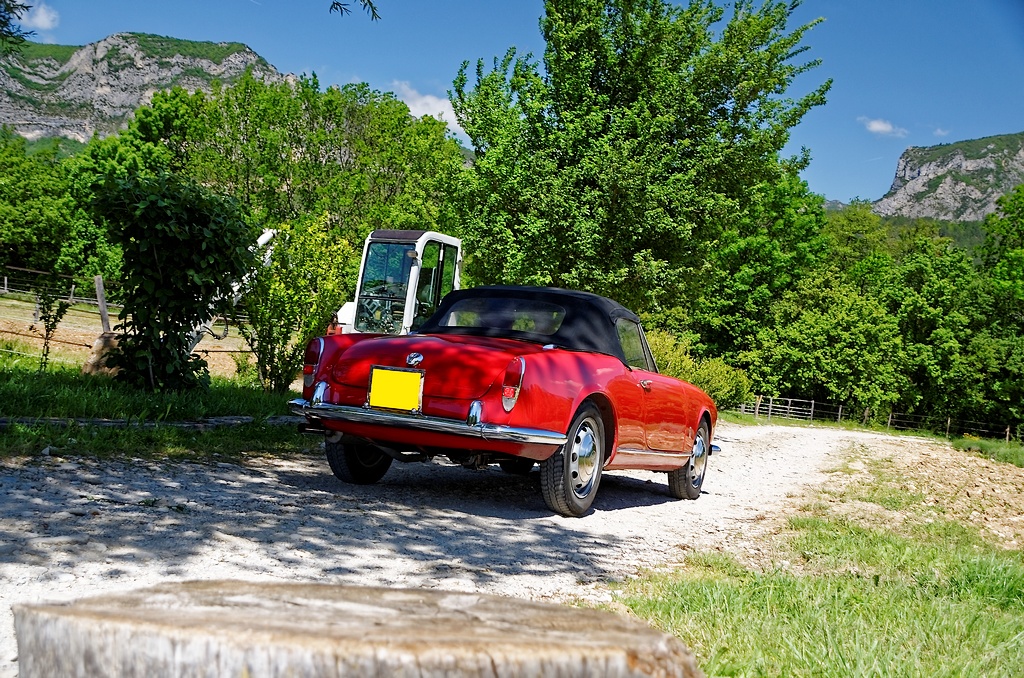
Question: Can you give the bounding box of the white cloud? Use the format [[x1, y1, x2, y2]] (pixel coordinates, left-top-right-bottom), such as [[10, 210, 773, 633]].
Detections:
[[933, 127, 950, 137], [391, 80, 466, 139], [21, 3, 60, 31], [857, 116, 908, 138]]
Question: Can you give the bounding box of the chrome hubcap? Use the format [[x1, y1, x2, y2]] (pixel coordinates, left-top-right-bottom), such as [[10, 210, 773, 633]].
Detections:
[[690, 434, 707, 489], [569, 417, 600, 499]]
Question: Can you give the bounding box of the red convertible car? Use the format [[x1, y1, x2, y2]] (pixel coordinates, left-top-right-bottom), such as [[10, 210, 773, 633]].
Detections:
[[291, 286, 718, 517]]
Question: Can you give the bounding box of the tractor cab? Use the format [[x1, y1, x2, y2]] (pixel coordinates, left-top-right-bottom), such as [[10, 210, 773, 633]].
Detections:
[[334, 230, 462, 335]]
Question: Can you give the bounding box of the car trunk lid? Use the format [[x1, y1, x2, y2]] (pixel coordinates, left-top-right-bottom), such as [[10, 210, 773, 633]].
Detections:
[[331, 334, 541, 400]]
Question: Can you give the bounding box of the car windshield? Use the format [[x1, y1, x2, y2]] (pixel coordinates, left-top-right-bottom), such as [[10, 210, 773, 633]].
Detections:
[[437, 297, 566, 336]]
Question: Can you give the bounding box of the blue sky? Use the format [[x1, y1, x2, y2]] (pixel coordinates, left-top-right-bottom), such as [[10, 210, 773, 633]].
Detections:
[[19, 0, 1024, 202]]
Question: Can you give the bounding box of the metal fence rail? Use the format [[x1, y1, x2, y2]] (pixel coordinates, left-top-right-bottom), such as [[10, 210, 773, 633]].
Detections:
[[733, 395, 1019, 442]]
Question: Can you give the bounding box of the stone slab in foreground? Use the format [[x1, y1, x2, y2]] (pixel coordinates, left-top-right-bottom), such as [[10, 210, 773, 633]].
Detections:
[[14, 580, 702, 677]]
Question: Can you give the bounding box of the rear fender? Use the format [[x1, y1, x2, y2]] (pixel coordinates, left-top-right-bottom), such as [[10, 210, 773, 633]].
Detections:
[[303, 333, 382, 401]]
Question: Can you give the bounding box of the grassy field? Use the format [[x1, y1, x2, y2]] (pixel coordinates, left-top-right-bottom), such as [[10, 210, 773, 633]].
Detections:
[[722, 409, 1024, 470], [0, 336, 307, 460], [617, 449, 1024, 677], [953, 437, 1024, 469]]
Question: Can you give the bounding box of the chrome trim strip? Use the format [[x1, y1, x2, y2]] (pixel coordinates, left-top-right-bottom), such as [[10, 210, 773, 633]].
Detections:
[[289, 399, 567, 446], [615, 447, 688, 459]]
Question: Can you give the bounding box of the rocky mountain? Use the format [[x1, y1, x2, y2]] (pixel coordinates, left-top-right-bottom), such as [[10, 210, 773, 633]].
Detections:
[[0, 33, 282, 142], [873, 132, 1024, 222]]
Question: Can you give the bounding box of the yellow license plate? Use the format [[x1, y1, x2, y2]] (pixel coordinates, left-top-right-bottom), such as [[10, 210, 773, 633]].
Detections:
[[368, 366, 424, 412]]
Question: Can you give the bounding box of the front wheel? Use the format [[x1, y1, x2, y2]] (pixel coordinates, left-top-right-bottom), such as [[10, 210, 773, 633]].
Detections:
[[540, 403, 604, 517], [325, 439, 392, 485], [668, 421, 709, 500]]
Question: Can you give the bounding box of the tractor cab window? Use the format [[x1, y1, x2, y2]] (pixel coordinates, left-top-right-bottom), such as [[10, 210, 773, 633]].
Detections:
[[412, 241, 458, 330], [355, 242, 415, 333]]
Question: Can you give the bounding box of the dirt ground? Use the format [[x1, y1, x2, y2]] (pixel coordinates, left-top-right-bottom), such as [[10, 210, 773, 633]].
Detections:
[[822, 435, 1024, 552]]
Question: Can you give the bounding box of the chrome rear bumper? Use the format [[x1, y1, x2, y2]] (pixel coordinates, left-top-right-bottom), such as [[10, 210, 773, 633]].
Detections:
[[289, 399, 568, 446]]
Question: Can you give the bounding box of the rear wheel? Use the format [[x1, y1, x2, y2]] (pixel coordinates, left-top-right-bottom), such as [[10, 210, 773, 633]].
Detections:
[[540, 403, 604, 517], [498, 458, 535, 475], [668, 421, 709, 500], [325, 439, 392, 485]]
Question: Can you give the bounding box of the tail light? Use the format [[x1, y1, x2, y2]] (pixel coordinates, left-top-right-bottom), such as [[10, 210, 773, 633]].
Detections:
[[501, 357, 525, 412], [303, 337, 325, 389]]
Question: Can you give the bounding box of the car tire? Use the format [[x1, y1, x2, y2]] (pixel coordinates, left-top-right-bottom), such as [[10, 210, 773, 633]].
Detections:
[[668, 420, 709, 500], [325, 439, 392, 485], [498, 458, 535, 475], [540, 403, 604, 517]]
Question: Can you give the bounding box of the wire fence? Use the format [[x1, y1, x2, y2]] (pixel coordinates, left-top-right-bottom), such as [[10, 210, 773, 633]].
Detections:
[[0, 265, 122, 309], [1, 266, 252, 368], [733, 395, 1019, 443]]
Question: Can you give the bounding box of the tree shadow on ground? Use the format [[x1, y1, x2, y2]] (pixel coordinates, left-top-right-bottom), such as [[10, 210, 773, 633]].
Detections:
[[0, 452, 681, 590]]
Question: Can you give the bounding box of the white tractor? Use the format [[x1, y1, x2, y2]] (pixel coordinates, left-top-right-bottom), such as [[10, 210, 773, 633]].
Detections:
[[332, 229, 462, 335]]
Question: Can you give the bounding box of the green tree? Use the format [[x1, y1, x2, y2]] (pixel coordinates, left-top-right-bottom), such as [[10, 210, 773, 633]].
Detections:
[[0, 127, 84, 273], [452, 0, 830, 312], [982, 184, 1024, 328], [0, 0, 31, 54], [133, 75, 466, 241], [821, 200, 890, 270], [239, 215, 357, 392], [742, 275, 907, 416], [61, 126, 182, 287], [93, 173, 256, 391], [875, 238, 992, 420], [689, 171, 827, 359], [124, 73, 467, 387]]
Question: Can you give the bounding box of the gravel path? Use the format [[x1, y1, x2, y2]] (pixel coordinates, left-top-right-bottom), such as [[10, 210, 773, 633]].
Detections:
[[0, 422, 896, 676]]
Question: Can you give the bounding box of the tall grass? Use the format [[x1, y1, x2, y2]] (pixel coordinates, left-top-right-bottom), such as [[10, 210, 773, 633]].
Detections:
[[618, 447, 1024, 677], [1, 338, 307, 460], [1, 339, 290, 421], [623, 549, 1024, 677], [953, 437, 1024, 469]]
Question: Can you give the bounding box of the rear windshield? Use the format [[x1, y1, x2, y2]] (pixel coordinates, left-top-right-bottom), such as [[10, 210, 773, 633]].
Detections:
[[437, 297, 566, 336]]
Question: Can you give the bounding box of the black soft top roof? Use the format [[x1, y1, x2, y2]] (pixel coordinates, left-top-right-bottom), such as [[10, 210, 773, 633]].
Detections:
[[417, 286, 641, 361]]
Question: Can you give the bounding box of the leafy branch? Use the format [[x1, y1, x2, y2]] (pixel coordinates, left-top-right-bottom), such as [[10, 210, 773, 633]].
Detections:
[[329, 1, 380, 21]]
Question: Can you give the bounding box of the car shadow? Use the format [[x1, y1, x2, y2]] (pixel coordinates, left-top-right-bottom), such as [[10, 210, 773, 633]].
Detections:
[[593, 472, 678, 509]]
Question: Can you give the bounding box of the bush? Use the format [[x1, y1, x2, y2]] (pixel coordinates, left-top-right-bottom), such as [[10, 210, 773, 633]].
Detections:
[[93, 172, 256, 391], [646, 329, 751, 408]]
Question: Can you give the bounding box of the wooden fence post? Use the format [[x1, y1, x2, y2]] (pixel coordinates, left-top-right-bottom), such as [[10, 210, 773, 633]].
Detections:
[[809, 400, 815, 421], [887, 411, 892, 431], [837, 404, 843, 423], [1007, 426, 1011, 444], [768, 397, 774, 421], [946, 417, 951, 438], [68, 284, 75, 302], [94, 276, 111, 333]]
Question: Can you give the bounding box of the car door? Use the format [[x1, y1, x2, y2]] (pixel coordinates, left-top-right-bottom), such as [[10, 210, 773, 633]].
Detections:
[[615, 319, 689, 454], [606, 318, 648, 456]]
